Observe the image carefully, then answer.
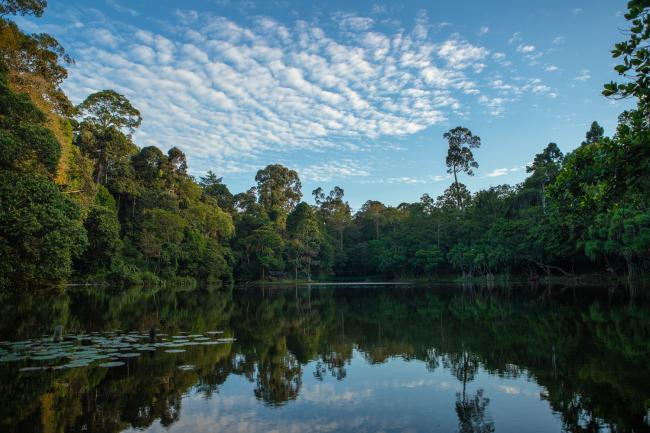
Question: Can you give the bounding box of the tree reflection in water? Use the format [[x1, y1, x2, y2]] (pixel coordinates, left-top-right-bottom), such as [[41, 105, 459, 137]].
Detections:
[[0, 284, 648, 433], [455, 389, 495, 433]]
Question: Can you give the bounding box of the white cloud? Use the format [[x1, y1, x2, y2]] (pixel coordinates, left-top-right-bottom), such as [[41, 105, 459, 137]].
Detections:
[[437, 38, 489, 69], [300, 161, 370, 182], [363, 174, 446, 185], [485, 166, 522, 177], [478, 26, 489, 36], [574, 69, 591, 81], [486, 168, 509, 177], [92, 28, 120, 48], [516, 44, 535, 54], [104, 0, 139, 16], [552, 36, 565, 45], [55, 9, 558, 177], [479, 95, 509, 116], [544, 65, 559, 72], [334, 12, 374, 31], [508, 32, 522, 45], [571, 8, 582, 15], [497, 385, 521, 395]]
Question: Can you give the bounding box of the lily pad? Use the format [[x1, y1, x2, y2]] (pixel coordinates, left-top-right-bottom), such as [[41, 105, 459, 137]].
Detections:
[[1, 355, 24, 362], [31, 353, 69, 361], [164, 349, 186, 354], [116, 352, 140, 358], [98, 361, 125, 368], [19, 366, 44, 372], [177, 364, 195, 371]]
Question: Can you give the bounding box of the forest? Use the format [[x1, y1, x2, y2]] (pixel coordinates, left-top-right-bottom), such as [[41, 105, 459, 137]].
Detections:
[[1, 0, 650, 290]]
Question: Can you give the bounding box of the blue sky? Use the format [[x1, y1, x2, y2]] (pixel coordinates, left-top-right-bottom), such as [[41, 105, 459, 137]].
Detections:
[[19, 0, 631, 209]]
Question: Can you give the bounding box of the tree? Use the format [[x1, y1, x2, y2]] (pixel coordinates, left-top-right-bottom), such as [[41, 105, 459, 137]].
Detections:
[[0, 0, 47, 17], [287, 202, 322, 280], [525, 142, 564, 211], [246, 224, 284, 280], [0, 12, 73, 115], [0, 170, 87, 288], [76, 90, 141, 134], [131, 146, 165, 186], [199, 171, 234, 212], [255, 164, 301, 227], [75, 91, 141, 185], [437, 182, 471, 209], [166, 147, 187, 177], [0, 70, 60, 176], [414, 247, 443, 278], [603, 0, 650, 111], [582, 121, 605, 146], [139, 209, 187, 277], [444, 126, 481, 208], [76, 185, 122, 275], [358, 200, 387, 240], [313, 186, 351, 250]]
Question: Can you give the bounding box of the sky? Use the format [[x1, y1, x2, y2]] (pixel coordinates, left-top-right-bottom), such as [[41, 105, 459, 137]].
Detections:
[[18, 0, 632, 210]]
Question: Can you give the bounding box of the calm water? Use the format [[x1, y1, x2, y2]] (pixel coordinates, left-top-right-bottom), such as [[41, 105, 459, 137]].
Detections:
[[0, 284, 649, 433]]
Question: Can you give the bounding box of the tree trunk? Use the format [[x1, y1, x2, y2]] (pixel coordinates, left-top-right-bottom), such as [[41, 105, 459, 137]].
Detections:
[[453, 166, 461, 209], [307, 256, 312, 282]]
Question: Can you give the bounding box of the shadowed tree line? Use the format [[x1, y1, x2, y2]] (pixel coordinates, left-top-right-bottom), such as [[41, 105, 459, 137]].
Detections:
[[1, 0, 650, 291]]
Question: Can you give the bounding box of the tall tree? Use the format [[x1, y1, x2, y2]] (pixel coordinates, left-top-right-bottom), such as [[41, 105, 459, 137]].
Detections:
[[75, 91, 141, 185], [582, 121, 605, 146], [76, 90, 141, 134], [525, 142, 564, 211], [287, 202, 322, 280], [255, 164, 301, 227], [200, 171, 234, 213], [443, 127, 481, 208], [313, 186, 351, 250]]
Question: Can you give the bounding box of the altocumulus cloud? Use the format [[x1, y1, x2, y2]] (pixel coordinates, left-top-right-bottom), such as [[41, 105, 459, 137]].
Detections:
[[52, 8, 557, 177]]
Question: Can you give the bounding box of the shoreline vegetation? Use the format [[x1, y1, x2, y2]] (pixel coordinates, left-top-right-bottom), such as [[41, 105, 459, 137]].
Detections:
[[1, 1, 650, 291]]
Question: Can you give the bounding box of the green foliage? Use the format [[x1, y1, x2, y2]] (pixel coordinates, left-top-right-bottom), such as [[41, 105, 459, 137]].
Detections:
[[444, 126, 481, 208], [76, 185, 122, 275], [255, 164, 301, 228], [1, 0, 650, 289], [200, 170, 234, 212], [75, 95, 140, 185], [0, 71, 59, 175], [0, 0, 46, 17], [76, 90, 142, 133], [0, 170, 86, 288], [414, 247, 443, 277], [582, 121, 605, 146], [603, 0, 650, 109]]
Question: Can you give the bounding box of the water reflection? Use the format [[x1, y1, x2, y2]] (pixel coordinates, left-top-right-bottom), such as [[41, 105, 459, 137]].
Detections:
[[0, 284, 648, 432]]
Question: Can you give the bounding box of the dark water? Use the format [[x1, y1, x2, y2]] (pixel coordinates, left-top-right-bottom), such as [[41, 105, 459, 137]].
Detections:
[[0, 283, 649, 433]]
